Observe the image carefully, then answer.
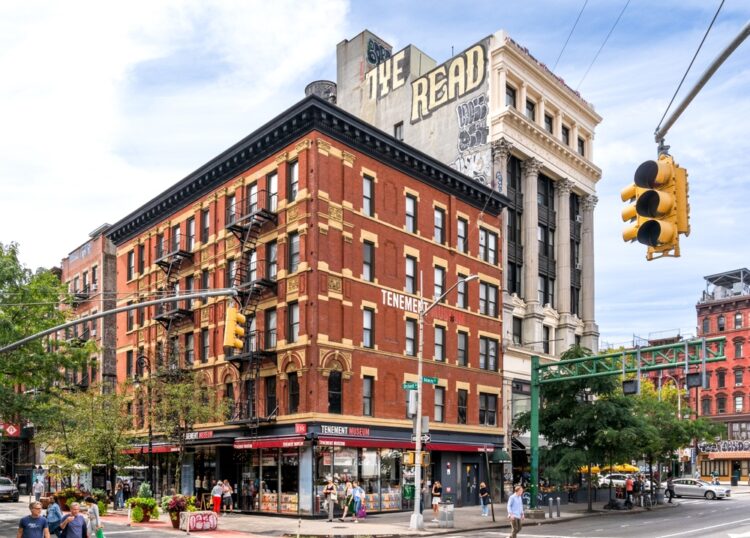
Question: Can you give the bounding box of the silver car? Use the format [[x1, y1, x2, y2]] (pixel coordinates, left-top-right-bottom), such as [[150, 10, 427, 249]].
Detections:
[[666, 478, 731, 500], [0, 477, 19, 502]]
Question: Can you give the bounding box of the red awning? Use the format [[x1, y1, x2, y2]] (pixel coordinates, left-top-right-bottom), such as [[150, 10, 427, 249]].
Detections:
[[317, 436, 414, 449], [426, 442, 495, 453], [122, 445, 179, 455], [234, 436, 307, 450]]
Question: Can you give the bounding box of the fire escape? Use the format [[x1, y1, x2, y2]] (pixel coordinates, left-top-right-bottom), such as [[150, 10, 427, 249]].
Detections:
[[225, 189, 278, 438], [153, 231, 193, 373]]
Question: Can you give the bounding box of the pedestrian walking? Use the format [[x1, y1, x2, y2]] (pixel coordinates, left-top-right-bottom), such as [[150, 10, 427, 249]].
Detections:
[[666, 474, 675, 503], [32, 480, 45, 502], [210, 480, 223, 514], [18, 501, 50, 538], [507, 485, 524, 538], [84, 497, 102, 538], [323, 479, 337, 522], [59, 502, 88, 538], [625, 476, 634, 505], [352, 481, 364, 522], [195, 475, 202, 499], [338, 481, 353, 521], [479, 481, 490, 516], [431, 480, 442, 522], [46, 496, 63, 538], [221, 480, 233, 514], [121, 482, 131, 504], [113, 481, 123, 510]]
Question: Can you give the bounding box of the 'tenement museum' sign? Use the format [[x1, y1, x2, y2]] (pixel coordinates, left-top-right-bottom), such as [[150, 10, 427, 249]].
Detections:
[[381, 289, 428, 314]]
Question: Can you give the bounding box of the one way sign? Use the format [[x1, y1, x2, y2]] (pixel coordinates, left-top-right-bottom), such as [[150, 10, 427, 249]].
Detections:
[[411, 433, 431, 443]]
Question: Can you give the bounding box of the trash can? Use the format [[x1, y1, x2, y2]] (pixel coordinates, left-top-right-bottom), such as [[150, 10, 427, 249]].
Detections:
[[731, 473, 739, 487], [438, 501, 454, 528]]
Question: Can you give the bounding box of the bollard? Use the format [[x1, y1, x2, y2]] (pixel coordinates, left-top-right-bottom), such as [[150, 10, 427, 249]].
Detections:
[[555, 496, 561, 517], [548, 497, 553, 518]]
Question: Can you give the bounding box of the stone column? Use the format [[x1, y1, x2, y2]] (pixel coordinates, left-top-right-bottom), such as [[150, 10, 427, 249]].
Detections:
[[555, 111, 563, 139], [519, 83, 527, 113], [498, 69, 507, 110], [493, 138, 514, 352], [554, 179, 576, 352], [522, 158, 543, 350], [538, 98, 546, 129], [581, 195, 599, 351]]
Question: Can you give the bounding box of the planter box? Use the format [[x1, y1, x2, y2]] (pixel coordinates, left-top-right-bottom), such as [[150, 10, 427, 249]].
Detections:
[[179, 511, 218, 532]]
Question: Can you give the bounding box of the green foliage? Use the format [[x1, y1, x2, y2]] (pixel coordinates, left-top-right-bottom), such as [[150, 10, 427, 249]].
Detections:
[[137, 482, 153, 499], [0, 242, 93, 420], [127, 496, 157, 520], [97, 500, 107, 516], [130, 505, 143, 523]]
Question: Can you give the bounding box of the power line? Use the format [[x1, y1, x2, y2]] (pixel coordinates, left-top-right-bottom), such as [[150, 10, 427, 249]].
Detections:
[[655, 0, 725, 135], [576, 0, 631, 91], [552, 0, 589, 72]]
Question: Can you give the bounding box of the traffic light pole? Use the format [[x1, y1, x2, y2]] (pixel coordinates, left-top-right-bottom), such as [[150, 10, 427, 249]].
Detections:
[[527, 337, 726, 510], [0, 289, 238, 354]]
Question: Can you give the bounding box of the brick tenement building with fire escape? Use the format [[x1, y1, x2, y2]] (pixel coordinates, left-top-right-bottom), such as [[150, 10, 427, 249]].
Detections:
[[695, 268, 750, 482], [106, 95, 508, 515]]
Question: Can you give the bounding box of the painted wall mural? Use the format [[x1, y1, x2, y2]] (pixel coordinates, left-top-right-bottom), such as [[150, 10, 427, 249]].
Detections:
[[367, 38, 391, 66], [451, 93, 491, 186]]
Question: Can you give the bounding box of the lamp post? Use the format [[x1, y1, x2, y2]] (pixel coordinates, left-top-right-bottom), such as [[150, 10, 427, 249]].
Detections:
[[410, 273, 477, 531], [658, 373, 684, 419], [134, 355, 153, 489]]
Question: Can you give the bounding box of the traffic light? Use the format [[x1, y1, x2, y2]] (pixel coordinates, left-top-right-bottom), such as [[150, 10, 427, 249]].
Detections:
[[403, 451, 430, 466], [223, 305, 246, 350], [621, 154, 689, 260]]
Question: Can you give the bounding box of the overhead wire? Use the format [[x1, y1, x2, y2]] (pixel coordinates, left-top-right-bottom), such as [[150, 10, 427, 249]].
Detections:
[[575, 0, 631, 91], [654, 0, 725, 135], [552, 0, 589, 72]]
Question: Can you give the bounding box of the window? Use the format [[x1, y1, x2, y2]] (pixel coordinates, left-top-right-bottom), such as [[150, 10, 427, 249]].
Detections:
[[393, 121, 404, 141], [561, 125, 570, 146], [479, 337, 498, 371], [479, 393, 497, 426], [201, 269, 210, 291], [717, 396, 727, 414], [266, 241, 277, 279], [287, 161, 299, 202], [126, 302, 134, 331], [92, 265, 98, 288], [226, 259, 236, 287], [457, 389, 468, 424], [701, 399, 711, 416], [328, 370, 342, 414], [288, 372, 299, 414], [525, 99, 536, 122], [479, 282, 498, 317], [265, 376, 277, 416], [137, 244, 145, 274], [171, 225, 182, 253], [543, 325, 551, 354], [505, 85, 516, 108], [703, 371, 712, 389], [363, 308, 374, 348], [736, 396, 744, 413], [457, 218, 468, 253], [156, 233, 165, 259], [185, 275, 194, 309], [479, 228, 498, 264], [405, 256, 417, 294], [186, 217, 195, 250], [702, 318, 710, 334], [544, 114, 553, 133], [507, 262, 521, 296], [434, 325, 445, 361], [288, 232, 300, 273], [457, 275, 468, 308], [737, 312, 743, 329], [538, 275, 555, 307], [226, 194, 236, 224], [577, 137, 585, 157], [736, 341, 744, 359], [717, 370, 726, 388], [185, 333, 194, 365], [246, 182, 258, 214], [126, 350, 133, 379], [538, 225, 554, 257], [512, 317, 523, 345], [82, 270, 89, 291], [127, 251, 135, 280], [434, 266, 446, 302], [201, 209, 210, 242], [363, 241, 375, 281], [405, 194, 417, 233], [265, 309, 277, 348], [287, 302, 299, 343], [406, 318, 417, 356], [267, 172, 278, 211], [718, 315, 726, 332], [363, 175, 374, 216], [735, 369, 744, 386], [457, 331, 468, 366], [434, 386, 445, 422], [201, 328, 209, 363], [433, 208, 446, 244], [363, 375, 374, 416]]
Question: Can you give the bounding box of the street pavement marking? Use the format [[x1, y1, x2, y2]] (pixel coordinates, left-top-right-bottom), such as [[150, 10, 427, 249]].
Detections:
[[96, 531, 150, 535], [656, 517, 750, 538]]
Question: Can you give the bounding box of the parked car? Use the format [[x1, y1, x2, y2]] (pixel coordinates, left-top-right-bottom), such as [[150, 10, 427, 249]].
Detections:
[[664, 478, 731, 500], [0, 477, 19, 502], [598, 473, 632, 488]]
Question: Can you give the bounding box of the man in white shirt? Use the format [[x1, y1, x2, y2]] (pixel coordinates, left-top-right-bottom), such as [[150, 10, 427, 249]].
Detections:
[[506, 485, 525, 538]]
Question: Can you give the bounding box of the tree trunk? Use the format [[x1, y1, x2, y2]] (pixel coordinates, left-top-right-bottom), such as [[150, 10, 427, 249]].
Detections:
[[587, 458, 593, 512]]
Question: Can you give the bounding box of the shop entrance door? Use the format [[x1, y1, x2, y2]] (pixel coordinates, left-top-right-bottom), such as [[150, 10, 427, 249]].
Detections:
[[464, 463, 479, 506]]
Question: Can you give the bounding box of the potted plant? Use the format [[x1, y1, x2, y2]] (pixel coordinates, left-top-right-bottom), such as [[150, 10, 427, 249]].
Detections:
[[56, 487, 85, 511], [161, 494, 196, 529], [126, 497, 158, 523]]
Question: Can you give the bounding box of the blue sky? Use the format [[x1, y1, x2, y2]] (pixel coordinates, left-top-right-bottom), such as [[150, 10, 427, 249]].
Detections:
[[1, 0, 748, 346]]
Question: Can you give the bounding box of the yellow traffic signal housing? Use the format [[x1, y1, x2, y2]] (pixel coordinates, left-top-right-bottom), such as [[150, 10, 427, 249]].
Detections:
[[403, 451, 430, 466], [223, 305, 247, 350], [622, 154, 690, 260]]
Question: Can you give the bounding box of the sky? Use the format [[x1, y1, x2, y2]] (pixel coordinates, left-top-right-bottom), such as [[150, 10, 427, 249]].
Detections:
[[1, 0, 748, 347]]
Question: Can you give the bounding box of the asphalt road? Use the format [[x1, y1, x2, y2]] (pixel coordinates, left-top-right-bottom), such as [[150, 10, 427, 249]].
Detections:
[[466, 496, 750, 538]]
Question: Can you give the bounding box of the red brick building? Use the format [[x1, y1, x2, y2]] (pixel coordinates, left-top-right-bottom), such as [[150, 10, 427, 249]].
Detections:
[[695, 268, 750, 481], [106, 95, 507, 514]]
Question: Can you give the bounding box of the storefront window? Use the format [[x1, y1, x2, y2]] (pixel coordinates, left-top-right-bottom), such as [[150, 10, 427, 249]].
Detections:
[[314, 446, 333, 515], [260, 449, 279, 512], [380, 449, 402, 511], [280, 449, 299, 514], [361, 448, 379, 511], [240, 456, 260, 511]]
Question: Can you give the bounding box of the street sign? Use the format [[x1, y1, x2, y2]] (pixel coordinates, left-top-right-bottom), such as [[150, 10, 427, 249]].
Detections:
[[411, 433, 431, 443], [402, 382, 418, 390], [422, 376, 438, 385]]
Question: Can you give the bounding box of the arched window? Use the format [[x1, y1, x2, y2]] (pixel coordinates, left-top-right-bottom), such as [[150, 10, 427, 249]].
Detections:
[[735, 341, 744, 359], [702, 318, 710, 334], [718, 315, 726, 332], [701, 398, 711, 416], [328, 371, 342, 414], [288, 371, 300, 414]]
